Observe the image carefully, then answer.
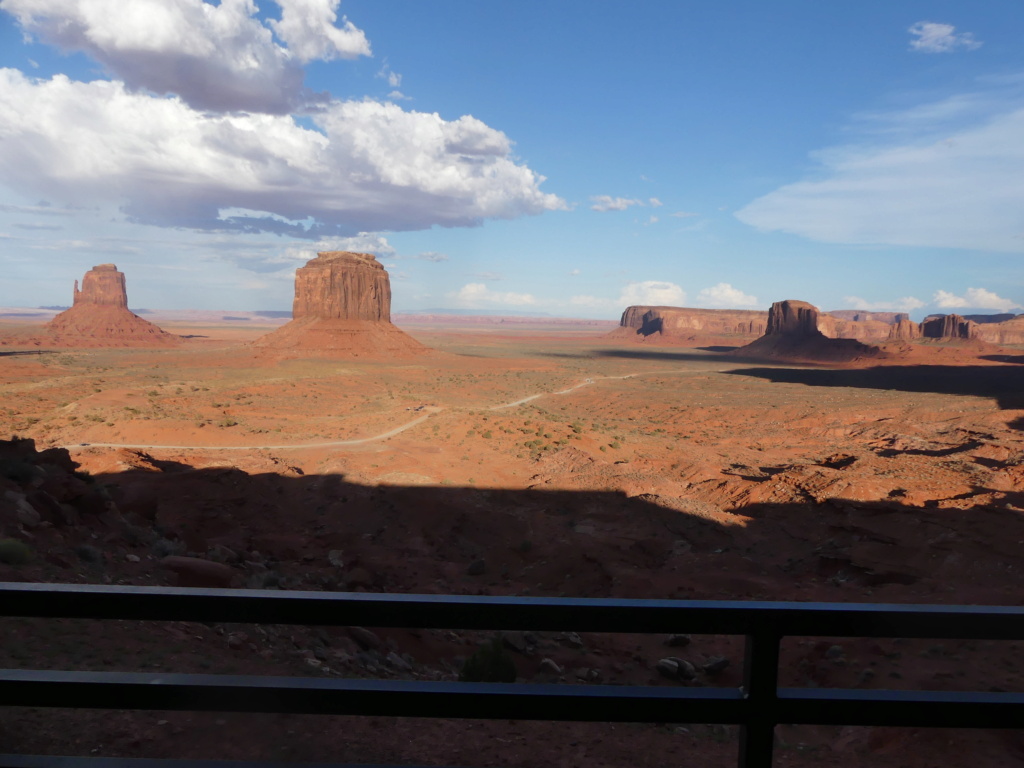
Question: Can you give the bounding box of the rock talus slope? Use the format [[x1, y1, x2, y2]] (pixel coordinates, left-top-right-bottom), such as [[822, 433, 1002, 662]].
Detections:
[[44, 264, 178, 347], [255, 251, 426, 357]]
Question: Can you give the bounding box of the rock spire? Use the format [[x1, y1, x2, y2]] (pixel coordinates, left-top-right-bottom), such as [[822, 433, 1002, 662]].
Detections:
[[44, 265, 178, 347]]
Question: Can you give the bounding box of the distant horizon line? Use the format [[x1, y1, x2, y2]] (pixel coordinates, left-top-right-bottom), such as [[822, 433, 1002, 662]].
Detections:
[[3, 305, 1020, 322]]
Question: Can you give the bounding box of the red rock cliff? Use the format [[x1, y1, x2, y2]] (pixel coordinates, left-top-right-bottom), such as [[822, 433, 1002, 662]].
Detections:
[[887, 318, 921, 341], [616, 306, 768, 339], [971, 316, 1024, 345], [765, 300, 826, 336], [827, 310, 909, 325], [73, 263, 128, 308], [920, 314, 978, 340], [293, 251, 390, 322], [615, 304, 908, 344]]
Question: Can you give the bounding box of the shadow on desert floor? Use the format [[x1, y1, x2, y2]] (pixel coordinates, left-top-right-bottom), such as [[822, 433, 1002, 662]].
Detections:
[[540, 348, 753, 365], [3, 451, 1024, 765], [727, 364, 1024, 414], [0, 349, 48, 358]]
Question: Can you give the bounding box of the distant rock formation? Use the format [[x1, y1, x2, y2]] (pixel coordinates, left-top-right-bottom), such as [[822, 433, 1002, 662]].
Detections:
[[44, 264, 178, 347], [614, 306, 768, 341], [887, 318, 921, 341], [920, 314, 978, 340], [254, 252, 426, 358], [970, 316, 1024, 345], [737, 300, 882, 364], [828, 310, 910, 325], [958, 313, 1019, 325], [614, 304, 909, 344], [825, 314, 902, 342], [915, 312, 1024, 344], [764, 299, 822, 336]]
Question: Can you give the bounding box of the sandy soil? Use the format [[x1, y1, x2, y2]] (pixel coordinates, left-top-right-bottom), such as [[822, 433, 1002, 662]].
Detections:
[[1, 320, 1024, 766]]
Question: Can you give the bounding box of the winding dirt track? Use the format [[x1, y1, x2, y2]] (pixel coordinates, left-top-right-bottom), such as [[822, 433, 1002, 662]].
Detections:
[[64, 368, 726, 452]]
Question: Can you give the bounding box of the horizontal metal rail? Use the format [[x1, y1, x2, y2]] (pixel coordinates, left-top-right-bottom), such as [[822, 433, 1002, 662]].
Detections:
[[4, 582, 1024, 637], [0, 760, 422, 768], [1, 583, 1022, 768]]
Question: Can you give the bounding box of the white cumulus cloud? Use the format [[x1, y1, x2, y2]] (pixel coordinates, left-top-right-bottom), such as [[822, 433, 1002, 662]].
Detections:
[[909, 21, 982, 54], [590, 195, 643, 212], [934, 288, 1021, 311], [735, 90, 1024, 254], [843, 295, 925, 312], [268, 0, 370, 63], [450, 283, 536, 307], [570, 280, 688, 310], [697, 282, 758, 308], [619, 280, 686, 307], [0, 70, 565, 236], [222, 232, 395, 272], [0, 0, 369, 113]]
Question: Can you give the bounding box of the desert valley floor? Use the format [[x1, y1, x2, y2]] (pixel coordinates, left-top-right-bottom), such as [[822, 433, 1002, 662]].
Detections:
[[1, 317, 1023, 766]]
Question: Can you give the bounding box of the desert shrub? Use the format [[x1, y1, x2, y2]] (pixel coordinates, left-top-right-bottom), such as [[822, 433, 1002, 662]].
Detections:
[[459, 637, 516, 683], [0, 539, 33, 565]]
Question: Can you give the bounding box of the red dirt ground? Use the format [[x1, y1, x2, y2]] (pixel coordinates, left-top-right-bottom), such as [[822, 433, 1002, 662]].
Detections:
[[1, 316, 1023, 766]]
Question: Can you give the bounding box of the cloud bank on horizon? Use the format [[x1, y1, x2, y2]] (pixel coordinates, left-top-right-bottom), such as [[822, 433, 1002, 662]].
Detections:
[[0, 4, 1020, 316]]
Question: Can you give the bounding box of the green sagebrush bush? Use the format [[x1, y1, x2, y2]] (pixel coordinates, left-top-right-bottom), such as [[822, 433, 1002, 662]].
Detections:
[[0, 539, 33, 565]]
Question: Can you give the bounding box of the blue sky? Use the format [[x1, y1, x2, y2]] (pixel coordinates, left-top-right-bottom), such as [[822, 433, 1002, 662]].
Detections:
[[0, 1, 1022, 319]]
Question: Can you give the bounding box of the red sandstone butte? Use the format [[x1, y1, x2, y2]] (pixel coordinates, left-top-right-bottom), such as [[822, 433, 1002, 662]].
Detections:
[[887, 318, 921, 341], [920, 314, 978, 341], [612, 305, 907, 344], [737, 299, 882, 364], [254, 251, 426, 358], [613, 306, 768, 341], [971, 315, 1024, 345], [44, 264, 178, 347]]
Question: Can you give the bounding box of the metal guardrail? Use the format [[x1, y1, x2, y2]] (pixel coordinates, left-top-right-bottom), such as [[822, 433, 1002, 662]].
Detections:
[[1, 583, 1023, 768]]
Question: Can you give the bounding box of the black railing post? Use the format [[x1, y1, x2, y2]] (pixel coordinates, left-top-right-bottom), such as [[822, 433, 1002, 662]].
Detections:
[[739, 629, 781, 768]]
